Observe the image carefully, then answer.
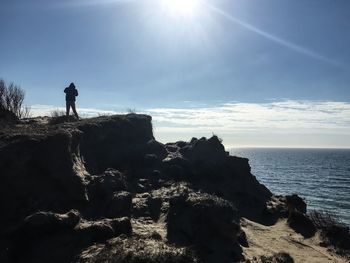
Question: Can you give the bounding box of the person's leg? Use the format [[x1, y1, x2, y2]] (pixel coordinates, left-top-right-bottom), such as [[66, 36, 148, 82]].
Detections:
[[71, 101, 79, 119], [66, 101, 71, 116]]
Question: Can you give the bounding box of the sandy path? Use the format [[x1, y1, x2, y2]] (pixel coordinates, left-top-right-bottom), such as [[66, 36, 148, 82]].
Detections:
[[241, 218, 347, 263]]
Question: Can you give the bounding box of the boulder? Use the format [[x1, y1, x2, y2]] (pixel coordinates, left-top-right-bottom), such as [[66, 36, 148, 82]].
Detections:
[[166, 190, 243, 262], [88, 169, 128, 200], [167, 191, 239, 245], [286, 194, 307, 214], [143, 153, 158, 167], [147, 139, 168, 160], [107, 191, 132, 218], [181, 136, 227, 165], [162, 155, 191, 180], [76, 217, 132, 243], [18, 210, 81, 237], [288, 210, 316, 238]]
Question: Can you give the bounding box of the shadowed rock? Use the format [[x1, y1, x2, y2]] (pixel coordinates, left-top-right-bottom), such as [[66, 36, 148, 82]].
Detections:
[[288, 211, 316, 238], [167, 189, 242, 262], [0, 114, 317, 263]]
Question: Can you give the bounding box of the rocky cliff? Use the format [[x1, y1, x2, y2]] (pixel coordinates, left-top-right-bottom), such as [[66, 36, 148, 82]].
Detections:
[[0, 114, 348, 263]]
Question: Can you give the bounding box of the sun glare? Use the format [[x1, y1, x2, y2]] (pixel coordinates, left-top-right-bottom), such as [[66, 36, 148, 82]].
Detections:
[[162, 0, 200, 16]]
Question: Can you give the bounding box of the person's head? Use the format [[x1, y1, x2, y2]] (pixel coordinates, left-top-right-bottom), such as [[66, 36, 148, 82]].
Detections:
[[69, 82, 75, 89]]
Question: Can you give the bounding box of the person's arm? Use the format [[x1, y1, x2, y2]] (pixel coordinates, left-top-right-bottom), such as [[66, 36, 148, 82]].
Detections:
[[64, 88, 68, 93], [75, 89, 78, 97]]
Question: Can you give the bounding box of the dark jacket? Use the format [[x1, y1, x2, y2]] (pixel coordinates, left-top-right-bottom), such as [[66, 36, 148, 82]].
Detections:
[[64, 87, 78, 102]]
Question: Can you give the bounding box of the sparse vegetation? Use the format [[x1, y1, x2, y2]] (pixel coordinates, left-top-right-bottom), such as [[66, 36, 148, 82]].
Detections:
[[80, 237, 198, 263], [308, 210, 346, 230], [211, 133, 223, 143], [309, 210, 350, 255], [50, 109, 66, 118], [0, 79, 31, 119], [258, 252, 294, 263], [126, 108, 137, 114]]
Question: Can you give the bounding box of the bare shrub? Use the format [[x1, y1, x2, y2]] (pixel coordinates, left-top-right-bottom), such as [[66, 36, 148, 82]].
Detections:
[[309, 210, 350, 254], [126, 108, 137, 114], [308, 210, 346, 230], [51, 109, 66, 118], [21, 106, 31, 119], [259, 251, 294, 263], [0, 79, 30, 119]]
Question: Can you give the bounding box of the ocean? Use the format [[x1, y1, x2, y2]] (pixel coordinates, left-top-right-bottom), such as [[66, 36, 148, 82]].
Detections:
[[229, 148, 350, 226]]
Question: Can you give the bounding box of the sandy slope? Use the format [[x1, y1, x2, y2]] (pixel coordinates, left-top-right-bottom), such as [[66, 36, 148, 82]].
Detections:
[[242, 218, 347, 263]]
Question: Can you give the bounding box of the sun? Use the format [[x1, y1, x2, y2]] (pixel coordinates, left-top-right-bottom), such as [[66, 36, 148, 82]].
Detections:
[[162, 0, 200, 16]]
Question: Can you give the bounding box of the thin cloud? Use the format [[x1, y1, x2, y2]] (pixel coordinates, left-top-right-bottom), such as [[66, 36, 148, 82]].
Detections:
[[147, 100, 350, 141], [30, 101, 350, 148]]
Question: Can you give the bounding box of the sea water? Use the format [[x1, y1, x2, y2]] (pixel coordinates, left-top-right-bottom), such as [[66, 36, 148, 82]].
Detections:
[[230, 148, 350, 226]]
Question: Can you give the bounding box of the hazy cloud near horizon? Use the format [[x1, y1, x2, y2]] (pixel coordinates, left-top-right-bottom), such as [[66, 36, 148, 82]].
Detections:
[[30, 100, 350, 148]]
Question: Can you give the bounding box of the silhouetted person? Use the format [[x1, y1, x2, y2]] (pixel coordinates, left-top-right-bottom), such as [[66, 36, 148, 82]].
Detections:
[[64, 82, 79, 119]]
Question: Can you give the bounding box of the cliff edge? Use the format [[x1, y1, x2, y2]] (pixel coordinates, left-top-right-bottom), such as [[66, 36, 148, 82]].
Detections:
[[0, 114, 348, 263]]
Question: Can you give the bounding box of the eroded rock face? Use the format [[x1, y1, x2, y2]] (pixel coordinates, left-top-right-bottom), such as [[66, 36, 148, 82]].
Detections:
[[167, 191, 239, 245], [0, 129, 88, 234], [78, 114, 154, 174], [10, 211, 131, 263], [19, 210, 81, 236], [160, 136, 272, 220], [0, 114, 291, 263]]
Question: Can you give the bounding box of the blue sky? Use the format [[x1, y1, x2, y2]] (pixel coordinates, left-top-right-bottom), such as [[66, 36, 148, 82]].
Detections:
[[1, 0, 350, 147]]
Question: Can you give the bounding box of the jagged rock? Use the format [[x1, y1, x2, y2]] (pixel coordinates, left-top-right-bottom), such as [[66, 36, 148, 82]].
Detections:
[[288, 210, 316, 238], [0, 114, 311, 263], [266, 196, 289, 215], [286, 194, 307, 214], [78, 114, 154, 174], [182, 136, 227, 165], [9, 215, 131, 263], [76, 217, 132, 243], [167, 190, 239, 245], [107, 191, 132, 218], [147, 139, 167, 160], [86, 171, 130, 219], [88, 169, 128, 200], [18, 210, 81, 237], [0, 129, 88, 233], [167, 190, 242, 262], [143, 153, 158, 167], [162, 155, 191, 180]]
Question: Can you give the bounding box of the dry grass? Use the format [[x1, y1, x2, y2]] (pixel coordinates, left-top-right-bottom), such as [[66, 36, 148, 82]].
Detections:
[[78, 237, 198, 263]]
